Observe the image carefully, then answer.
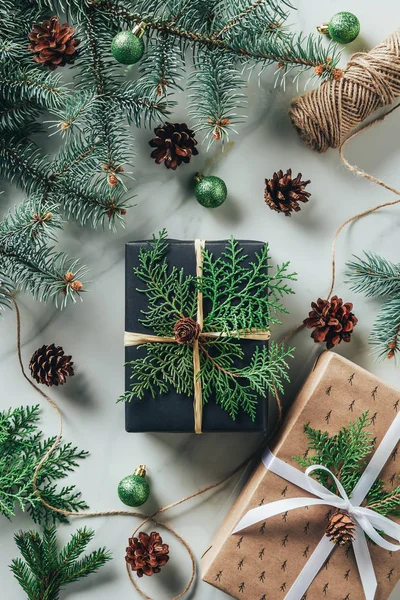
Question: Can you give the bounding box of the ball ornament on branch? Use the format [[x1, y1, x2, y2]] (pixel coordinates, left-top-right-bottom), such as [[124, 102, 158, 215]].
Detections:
[[318, 12, 360, 45], [29, 344, 74, 387], [264, 169, 311, 216], [111, 23, 146, 65], [303, 296, 358, 349], [194, 173, 227, 208], [28, 16, 80, 70], [125, 531, 169, 578], [149, 122, 199, 170], [118, 465, 150, 507]]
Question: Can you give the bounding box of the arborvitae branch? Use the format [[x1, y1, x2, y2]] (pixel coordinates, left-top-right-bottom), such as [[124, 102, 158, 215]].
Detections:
[[294, 412, 400, 518]]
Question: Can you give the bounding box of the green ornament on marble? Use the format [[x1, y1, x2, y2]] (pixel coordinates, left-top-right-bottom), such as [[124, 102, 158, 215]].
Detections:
[[111, 25, 145, 65], [118, 465, 150, 507], [194, 173, 227, 208], [318, 12, 360, 45]]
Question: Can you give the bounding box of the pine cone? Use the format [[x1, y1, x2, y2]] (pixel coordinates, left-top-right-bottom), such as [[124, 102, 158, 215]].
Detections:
[[149, 122, 199, 170], [303, 296, 358, 349], [125, 532, 169, 577], [326, 510, 356, 546], [29, 344, 74, 386], [174, 317, 201, 344], [264, 169, 311, 216], [28, 16, 80, 70]]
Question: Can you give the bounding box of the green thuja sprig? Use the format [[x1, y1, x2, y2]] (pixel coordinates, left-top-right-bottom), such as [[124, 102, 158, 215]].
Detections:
[[294, 412, 400, 517], [121, 230, 295, 420], [0, 405, 88, 524], [11, 526, 112, 600]]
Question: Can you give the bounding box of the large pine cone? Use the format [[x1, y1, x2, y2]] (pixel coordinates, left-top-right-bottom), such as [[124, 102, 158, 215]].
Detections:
[[303, 296, 358, 349], [28, 16, 80, 70], [126, 531, 169, 578], [174, 317, 201, 344], [265, 169, 311, 216], [149, 122, 199, 170], [326, 510, 356, 546], [29, 344, 74, 386]]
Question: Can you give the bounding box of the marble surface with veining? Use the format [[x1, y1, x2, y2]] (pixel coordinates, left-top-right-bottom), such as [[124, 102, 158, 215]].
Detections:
[[2, 0, 400, 598]]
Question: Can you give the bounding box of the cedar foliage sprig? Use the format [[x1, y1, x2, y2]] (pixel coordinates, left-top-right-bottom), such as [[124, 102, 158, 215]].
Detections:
[[346, 252, 400, 360], [294, 412, 400, 517], [121, 230, 295, 420], [0, 405, 88, 524], [11, 526, 112, 600]]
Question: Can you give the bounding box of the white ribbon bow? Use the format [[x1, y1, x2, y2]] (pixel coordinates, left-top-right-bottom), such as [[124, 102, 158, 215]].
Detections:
[[233, 411, 400, 600]]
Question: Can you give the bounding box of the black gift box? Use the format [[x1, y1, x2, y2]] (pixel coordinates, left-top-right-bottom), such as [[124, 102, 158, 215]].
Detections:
[[125, 239, 269, 433]]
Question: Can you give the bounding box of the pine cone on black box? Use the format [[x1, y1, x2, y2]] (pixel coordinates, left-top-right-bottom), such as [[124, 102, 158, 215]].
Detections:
[[29, 344, 74, 386], [125, 532, 169, 577], [174, 317, 201, 344], [326, 510, 356, 546], [149, 122, 199, 170], [264, 168, 311, 216], [28, 16, 80, 70], [303, 296, 358, 349]]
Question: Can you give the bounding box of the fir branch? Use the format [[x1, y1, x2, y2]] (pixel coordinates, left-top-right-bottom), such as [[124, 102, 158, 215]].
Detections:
[[346, 252, 400, 298], [346, 253, 400, 360], [10, 526, 112, 600], [0, 405, 88, 523]]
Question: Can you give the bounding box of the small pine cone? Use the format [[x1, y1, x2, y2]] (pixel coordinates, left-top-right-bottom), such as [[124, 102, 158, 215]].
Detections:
[[303, 296, 358, 349], [126, 532, 169, 578], [264, 169, 311, 216], [28, 16, 80, 70], [29, 344, 74, 387], [326, 510, 356, 546], [149, 122, 199, 170], [174, 317, 201, 344]]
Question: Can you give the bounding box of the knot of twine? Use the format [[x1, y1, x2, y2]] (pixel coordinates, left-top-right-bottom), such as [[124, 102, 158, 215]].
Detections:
[[290, 28, 400, 152]]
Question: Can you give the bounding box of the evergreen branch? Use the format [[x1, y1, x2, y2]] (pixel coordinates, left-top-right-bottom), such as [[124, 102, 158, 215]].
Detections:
[[0, 405, 88, 523], [346, 252, 400, 298], [370, 297, 400, 361], [10, 526, 112, 600], [122, 232, 294, 419], [100, 2, 340, 75]]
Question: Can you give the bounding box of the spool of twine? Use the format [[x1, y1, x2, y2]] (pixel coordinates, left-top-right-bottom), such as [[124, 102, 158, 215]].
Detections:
[[290, 29, 400, 152]]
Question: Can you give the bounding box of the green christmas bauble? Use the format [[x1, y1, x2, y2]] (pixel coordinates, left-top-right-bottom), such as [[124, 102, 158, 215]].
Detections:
[[118, 465, 150, 507], [194, 174, 227, 208], [328, 12, 360, 44], [111, 31, 145, 65]]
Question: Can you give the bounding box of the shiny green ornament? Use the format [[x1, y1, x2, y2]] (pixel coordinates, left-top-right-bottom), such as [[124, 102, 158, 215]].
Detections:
[[111, 29, 145, 65], [118, 465, 150, 507], [318, 12, 360, 45], [194, 173, 227, 208]]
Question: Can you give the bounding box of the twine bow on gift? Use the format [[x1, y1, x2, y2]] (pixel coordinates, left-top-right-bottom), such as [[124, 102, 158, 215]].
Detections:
[[233, 411, 400, 600], [124, 239, 271, 434]]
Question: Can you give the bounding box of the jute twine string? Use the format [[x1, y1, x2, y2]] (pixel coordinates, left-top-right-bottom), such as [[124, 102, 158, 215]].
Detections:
[[290, 28, 400, 152], [11, 295, 277, 600]]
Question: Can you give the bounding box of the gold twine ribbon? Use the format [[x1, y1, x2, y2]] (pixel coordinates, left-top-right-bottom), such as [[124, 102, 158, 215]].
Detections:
[[124, 239, 271, 434]]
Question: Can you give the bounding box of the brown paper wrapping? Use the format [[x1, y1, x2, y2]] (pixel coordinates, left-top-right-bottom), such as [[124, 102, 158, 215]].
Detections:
[[202, 352, 400, 599]]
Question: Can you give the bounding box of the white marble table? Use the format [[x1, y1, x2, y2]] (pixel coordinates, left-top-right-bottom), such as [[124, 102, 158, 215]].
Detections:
[[2, 0, 400, 598]]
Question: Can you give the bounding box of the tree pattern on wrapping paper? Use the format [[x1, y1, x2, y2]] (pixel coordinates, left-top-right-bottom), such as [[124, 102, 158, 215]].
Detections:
[[209, 371, 399, 598]]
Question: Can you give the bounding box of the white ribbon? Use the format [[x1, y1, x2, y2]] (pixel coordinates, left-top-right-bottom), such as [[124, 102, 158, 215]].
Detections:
[[233, 411, 400, 600]]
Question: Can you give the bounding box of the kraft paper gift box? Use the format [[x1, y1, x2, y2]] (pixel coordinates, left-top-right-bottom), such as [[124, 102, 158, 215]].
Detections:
[[202, 351, 400, 599], [124, 239, 271, 433]]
